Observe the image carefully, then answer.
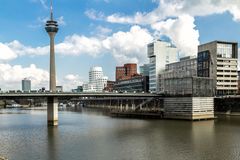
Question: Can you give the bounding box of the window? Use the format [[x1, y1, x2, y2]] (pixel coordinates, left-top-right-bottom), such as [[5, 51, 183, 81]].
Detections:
[[217, 43, 233, 58]]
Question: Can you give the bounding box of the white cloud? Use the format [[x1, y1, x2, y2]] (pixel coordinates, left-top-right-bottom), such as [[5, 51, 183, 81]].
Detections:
[[56, 25, 152, 64], [0, 63, 85, 91], [85, 0, 240, 57], [2, 25, 152, 65], [59, 74, 83, 91], [85, 9, 105, 20], [0, 64, 49, 90], [7, 40, 49, 56], [0, 43, 17, 61], [102, 0, 240, 24], [152, 14, 199, 56], [95, 26, 112, 36], [57, 16, 66, 26], [55, 35, 104, 57], [102, 25, 153, 64], [31, 0, 48, 9]]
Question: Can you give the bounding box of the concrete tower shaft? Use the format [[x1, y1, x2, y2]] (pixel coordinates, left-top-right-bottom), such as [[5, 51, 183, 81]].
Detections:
[[45, 0, 58, 92], [45, 0, 59, 126]]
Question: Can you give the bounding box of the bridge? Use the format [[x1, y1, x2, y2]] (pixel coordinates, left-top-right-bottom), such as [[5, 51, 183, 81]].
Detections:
[[0, 92, 159, 98], [0, 92, 161, 126]]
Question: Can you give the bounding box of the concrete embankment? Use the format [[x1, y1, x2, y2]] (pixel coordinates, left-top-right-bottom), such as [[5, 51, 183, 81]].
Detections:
[[0, 156, 8, 160], [215, 112, 240, 116], [0, 100, 5, 109], [110, 111, 163, 119]]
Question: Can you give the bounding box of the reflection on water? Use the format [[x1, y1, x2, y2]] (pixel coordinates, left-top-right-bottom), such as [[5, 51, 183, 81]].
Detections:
[[0, 109, 240, 160], [47, 127, 59, 160]]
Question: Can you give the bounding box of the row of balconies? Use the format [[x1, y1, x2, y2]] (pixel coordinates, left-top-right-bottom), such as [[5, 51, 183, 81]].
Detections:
[[216, 86, 238, 90], [216, 82, 238, 86], [217, 61, 237, 66], [216, 72, 237, 76]]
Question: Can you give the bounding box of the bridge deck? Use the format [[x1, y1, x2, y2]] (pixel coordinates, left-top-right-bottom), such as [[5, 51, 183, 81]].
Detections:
[[0, 93, 160, 98]]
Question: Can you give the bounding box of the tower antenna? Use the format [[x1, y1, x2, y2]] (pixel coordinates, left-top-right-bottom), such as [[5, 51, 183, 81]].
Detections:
[[50, 0, 53, 20]]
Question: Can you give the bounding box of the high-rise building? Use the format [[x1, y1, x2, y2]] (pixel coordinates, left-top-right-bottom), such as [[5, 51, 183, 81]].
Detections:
[[83, 66, 108, 92], [198, 41, 238, 95], [89, 66, 104, 84], [116, 63, 137, 81], [147, 40, 178, 93], [22, 78, 31, 91]]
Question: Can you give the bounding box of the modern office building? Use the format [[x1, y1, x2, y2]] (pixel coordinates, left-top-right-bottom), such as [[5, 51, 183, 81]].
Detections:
[[139, 64, 151, 76], [113, 75, 149, 93], [22, 78, 31, 91], [159, 56, 213, 96], [162, 76, 213, 96], [160, 56, 197, 93], [147, 40, 178, 93], [83, 66, 108, 92], [198, 41, 238, 95], [116, 63, 137, 81]]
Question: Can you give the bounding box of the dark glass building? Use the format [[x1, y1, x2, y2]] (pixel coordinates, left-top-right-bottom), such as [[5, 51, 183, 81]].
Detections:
[[113, 75, 149, 93]]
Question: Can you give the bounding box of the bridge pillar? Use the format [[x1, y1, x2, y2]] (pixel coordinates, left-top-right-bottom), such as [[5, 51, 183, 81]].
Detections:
[[132, 103, 135, 110], [47, 97, 58, 126], [120, 100, 123, 111]]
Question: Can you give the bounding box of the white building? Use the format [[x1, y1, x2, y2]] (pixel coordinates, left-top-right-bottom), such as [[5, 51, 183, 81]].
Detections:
[[147, 40, 178, 93], [83, 66, 108, 92]]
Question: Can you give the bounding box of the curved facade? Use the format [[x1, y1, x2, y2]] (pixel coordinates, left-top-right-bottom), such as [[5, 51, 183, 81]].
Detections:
[[84, 66, 108, 92]]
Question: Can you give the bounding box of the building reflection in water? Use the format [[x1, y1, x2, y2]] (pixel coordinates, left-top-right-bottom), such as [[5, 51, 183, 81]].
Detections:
[[47, 127, 59, 160]]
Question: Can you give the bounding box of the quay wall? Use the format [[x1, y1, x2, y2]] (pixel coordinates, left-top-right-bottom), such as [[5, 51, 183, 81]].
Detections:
[[214, 98, 240, 115], [164, 97, 214, 120]]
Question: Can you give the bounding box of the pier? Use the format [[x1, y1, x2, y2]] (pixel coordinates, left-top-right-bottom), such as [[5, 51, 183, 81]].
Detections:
[[1, 92, 239, 124]]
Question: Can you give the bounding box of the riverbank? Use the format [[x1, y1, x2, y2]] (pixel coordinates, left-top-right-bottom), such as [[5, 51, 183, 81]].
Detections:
[[110, 111, 164, 119], [0, 156, 8, 160], [215, 112, 240, 116]]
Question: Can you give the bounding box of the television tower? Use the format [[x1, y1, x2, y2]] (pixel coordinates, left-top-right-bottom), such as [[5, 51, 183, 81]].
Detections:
[[45, 0, 58, 92]]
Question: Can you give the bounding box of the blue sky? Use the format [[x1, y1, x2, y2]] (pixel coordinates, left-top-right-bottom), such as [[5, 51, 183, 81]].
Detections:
[[0, 0, 240, 90]]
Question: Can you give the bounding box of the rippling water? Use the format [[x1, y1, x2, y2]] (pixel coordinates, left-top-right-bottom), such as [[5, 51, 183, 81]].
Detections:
[[0, 109, 240, 160]]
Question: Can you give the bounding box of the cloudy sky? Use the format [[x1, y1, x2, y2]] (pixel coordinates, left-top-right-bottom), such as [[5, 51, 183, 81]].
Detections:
[[0, 0, 240, 91]]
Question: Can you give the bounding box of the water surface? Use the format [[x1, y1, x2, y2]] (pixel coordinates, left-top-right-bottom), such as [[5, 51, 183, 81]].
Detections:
[[0, 109, 240, 160]]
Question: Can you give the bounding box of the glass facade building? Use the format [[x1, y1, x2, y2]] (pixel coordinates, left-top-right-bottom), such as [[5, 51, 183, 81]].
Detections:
[[22, 78, 31, 92]]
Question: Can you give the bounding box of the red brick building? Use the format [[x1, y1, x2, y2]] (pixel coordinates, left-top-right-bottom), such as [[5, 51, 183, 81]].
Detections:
[[116, 63, 137, 81]]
